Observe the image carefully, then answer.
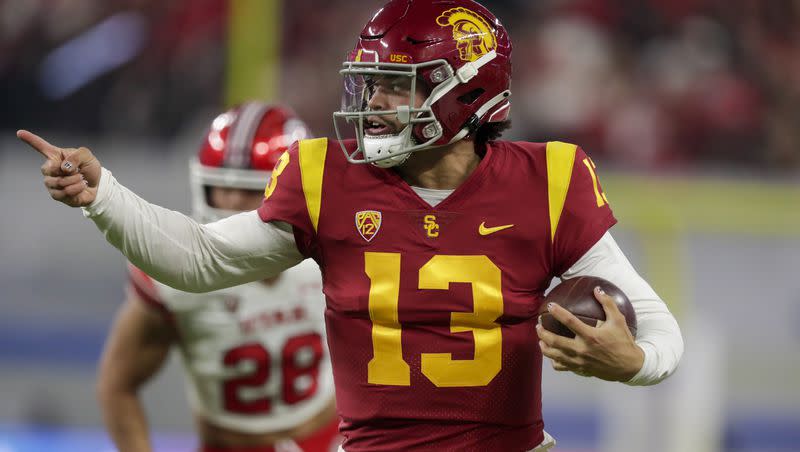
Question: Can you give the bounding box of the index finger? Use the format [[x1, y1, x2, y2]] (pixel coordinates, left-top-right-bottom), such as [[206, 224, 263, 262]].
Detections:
[[594, 287, 624, 324], [17, 130, 61, 160]]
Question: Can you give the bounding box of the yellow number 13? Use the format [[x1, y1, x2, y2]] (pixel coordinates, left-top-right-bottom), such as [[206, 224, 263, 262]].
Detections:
[[365, 252, 503, 387]]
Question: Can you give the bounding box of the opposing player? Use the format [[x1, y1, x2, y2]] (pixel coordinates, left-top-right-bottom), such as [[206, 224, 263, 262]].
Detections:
[[96, 103, 341, 452], [21, 1, 683, 451]]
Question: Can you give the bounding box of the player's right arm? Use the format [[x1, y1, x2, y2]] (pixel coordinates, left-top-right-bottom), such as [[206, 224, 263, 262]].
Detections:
[[17, 130, 305, 292], [96, 291, 175, 452]]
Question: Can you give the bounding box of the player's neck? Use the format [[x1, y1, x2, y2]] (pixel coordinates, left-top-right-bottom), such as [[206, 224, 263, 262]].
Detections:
[[394, 139, 480, 190]]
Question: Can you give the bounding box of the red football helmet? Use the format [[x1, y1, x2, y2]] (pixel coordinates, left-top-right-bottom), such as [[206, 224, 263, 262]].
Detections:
[[191, 102, 311, 221], [333, 0, 512, 167]]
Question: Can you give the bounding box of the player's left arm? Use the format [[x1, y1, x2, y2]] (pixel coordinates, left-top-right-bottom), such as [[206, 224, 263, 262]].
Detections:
[[538, 231, 684, 384], [541, 144, 683, 384]]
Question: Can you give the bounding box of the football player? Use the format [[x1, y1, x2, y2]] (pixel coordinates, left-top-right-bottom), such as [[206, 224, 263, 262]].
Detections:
[[21, 1, 683, 451], [96, 103, 341, 452]]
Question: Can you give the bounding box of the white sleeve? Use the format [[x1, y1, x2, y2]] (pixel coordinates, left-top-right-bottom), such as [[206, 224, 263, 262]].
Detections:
[[81, 168, 305, 292], [561, 231, 684, 386]]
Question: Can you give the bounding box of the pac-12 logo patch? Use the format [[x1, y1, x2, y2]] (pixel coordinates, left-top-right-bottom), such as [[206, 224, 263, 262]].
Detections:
[[355, 210, 382, 242]]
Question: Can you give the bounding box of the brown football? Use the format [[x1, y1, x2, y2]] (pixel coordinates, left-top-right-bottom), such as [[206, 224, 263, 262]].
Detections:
[[540, 276, 637, 338]]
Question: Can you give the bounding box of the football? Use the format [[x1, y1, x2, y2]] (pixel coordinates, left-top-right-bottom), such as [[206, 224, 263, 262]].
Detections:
[[540, 276, 637, 338]]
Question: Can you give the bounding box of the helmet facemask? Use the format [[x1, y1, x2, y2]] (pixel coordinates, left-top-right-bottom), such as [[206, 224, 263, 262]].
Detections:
[[334, 58, 446, 168], [333, 49, 505, 168]]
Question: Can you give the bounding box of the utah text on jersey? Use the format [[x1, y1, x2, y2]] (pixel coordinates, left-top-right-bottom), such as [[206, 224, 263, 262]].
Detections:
[[128, 260, 333, 434]]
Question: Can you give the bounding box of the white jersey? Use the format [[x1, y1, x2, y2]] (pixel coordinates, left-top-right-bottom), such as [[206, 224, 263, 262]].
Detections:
[[128, 259, 334, 434]]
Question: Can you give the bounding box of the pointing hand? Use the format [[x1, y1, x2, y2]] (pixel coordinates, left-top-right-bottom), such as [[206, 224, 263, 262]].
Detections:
[[18, 130, 102, 207]]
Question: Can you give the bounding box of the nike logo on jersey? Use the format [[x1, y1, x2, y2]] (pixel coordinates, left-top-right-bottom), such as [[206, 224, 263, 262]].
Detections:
[[478, 222, 515, 235]]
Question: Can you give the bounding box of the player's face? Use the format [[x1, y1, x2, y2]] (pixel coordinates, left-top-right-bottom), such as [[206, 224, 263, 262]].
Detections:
[[208, 187, 264, 212], [364, 75, 426, 136]]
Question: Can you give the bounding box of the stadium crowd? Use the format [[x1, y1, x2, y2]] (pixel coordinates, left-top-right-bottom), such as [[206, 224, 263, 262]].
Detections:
[[1, 0, 799, 169]]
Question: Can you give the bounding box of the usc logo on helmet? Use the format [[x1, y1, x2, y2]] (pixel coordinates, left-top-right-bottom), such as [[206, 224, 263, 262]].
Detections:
[[389, 53, 411, 63], [436, 7, 497, 62]]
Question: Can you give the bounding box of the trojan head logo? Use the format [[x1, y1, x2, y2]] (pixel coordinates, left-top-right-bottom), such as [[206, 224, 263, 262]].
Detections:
[[355, 210, 382, 242], [436, 7, 497, 62]]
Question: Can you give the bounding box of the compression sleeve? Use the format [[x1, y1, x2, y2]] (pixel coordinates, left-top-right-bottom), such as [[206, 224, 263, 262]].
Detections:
[[561, 231, 684, 386], [82, 168, 304, 292]]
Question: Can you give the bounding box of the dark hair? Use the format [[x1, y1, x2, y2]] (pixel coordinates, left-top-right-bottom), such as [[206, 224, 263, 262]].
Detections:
[[474, 120, 511, 156]]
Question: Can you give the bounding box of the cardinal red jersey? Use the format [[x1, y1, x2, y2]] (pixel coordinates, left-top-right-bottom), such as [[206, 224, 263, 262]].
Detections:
[[258, 139, 615, 452]]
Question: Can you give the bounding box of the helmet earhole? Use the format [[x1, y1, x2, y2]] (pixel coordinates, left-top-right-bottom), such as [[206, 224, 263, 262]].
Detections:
[[457, 89, 485, 105]]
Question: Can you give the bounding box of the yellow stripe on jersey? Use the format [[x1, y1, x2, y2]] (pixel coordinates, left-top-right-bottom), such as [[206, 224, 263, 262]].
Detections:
[[298, 138, 328, 233], [546, 141, 578, 243]]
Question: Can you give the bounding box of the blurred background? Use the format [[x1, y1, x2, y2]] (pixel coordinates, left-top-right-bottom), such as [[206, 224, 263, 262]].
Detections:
[[0, 0, 798, 451]]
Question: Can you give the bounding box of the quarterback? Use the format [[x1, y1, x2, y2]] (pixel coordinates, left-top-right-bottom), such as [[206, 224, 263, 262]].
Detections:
[[21, 1, 683, 451], [96, 103, 340, 452]]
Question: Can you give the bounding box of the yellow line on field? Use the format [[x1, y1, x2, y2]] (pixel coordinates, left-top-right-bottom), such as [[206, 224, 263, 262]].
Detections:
[[602, 173, 800, 319], [603, 174, 800, 237], [226, 0, 281, 106]]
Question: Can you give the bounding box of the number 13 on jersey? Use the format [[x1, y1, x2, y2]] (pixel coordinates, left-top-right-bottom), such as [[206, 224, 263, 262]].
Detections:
[[365, 252, 504, 388]]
